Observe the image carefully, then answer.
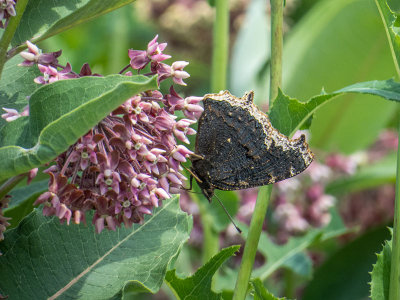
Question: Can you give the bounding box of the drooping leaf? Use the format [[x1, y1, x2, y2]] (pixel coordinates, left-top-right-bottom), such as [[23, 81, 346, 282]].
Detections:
[[10, 0, 136, 49], [0, 196, 192, 299], [303, 225, 391, 300], [375, 0, 400, 76], [165, 245, 240, 300], [0, 74, 157, 181], [251, 278, 288, 300], [269, 79, 400, 137], [281, 0, 398, 153], [370, 228, 392, 300]]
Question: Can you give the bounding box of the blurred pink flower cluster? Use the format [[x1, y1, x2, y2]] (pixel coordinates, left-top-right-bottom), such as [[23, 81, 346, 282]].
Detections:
[[0, 0, 16, 28], [2, 37, 203, 234]]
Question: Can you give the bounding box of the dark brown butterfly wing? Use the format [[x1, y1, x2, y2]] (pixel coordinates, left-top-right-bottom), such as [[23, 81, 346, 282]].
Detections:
[[191, 91, 313, 193]]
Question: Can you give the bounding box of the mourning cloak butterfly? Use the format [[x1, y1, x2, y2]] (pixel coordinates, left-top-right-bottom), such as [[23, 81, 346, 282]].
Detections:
[[190, 90, 314, 202]]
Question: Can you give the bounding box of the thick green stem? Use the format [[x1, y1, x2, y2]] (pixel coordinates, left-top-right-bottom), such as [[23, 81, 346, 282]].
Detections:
[[233, 0, 283, 298], [389, 120, 400, 300], [269, 0, 283, 102], [200, 0, 230, 264], [232, 185, 272, 300], [0, 0, 29, 79], [211, 0, 229, 92]]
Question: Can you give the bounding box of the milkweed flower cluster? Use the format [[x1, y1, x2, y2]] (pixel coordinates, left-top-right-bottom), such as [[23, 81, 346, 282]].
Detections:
[[3, 36, 203, 234]]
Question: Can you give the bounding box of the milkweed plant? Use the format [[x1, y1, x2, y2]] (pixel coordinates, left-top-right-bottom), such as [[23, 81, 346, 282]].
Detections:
[[0, 1, 400, 300]]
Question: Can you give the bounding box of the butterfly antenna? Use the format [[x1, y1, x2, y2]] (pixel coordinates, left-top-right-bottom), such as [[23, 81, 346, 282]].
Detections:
[[214, 193, 242, 234]]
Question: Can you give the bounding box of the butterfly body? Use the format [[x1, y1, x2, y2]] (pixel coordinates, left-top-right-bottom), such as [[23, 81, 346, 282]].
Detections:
[[190, 90, 313, 201]]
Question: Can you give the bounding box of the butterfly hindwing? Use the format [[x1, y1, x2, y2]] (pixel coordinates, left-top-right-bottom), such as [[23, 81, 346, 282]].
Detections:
[[192, 91, 313, 192]]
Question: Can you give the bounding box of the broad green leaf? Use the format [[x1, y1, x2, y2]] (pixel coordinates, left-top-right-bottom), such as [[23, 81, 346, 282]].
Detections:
[[3, 179, 48, 229], [303, 225, 391, 300], [370, 229, 392, 300], [11, 0, 136, 48], [215, 208, 347, 292], [326, 153, 396, 195], [0, 196, 192, 299], [269, 79, 400, 137], [165, 245, 240, 300], [229, 0, 270, 100], [282, 0, 398, 153], [0, 74, 157, 181], [252, 208, 347, 280], [375, 0, 400, 76], [251, 278, 287, 300]]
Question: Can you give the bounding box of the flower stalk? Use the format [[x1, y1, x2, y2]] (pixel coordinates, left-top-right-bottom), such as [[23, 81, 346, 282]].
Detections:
[[210, 0, 229, 92], [233, 0, 283, 298], [389, 119, 400, 300]]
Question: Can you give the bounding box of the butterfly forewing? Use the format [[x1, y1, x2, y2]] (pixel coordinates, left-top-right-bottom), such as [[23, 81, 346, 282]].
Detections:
[[193, 91, 313, 192]]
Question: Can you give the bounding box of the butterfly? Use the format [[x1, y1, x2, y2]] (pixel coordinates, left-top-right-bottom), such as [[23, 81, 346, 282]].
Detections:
[[189, 90, 314, 202]]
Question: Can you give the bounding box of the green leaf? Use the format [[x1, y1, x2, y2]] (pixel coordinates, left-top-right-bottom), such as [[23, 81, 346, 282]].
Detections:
[[269, 89, 335, 136], [375, 0, 400, 76], [251, 278, 287, 300], [370, 228, 392, 300], [0, 74, 158, 181], [269, 79, 400, 137], [165, 245, 240, 300], [11, 0, 136, 48], [303, 225, 392, 300], [281, 0, 398, 153], [3, 179, 48, 229], [0, 196, 192, 299]]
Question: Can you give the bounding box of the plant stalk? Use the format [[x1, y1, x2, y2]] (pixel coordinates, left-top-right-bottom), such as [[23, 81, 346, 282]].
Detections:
[[232, 185, 272, 300], [200, 0, 231, 264], [211, 0, 229, 92], [233, 0, 283, 298], [269, 0, 283, 101], [389, 119, 400, 300], [0, 0, 29, 79]]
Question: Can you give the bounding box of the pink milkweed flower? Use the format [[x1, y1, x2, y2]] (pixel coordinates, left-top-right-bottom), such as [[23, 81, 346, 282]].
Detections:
[[1, 105, 29, 121], [34, 63, 77, 84], [129, 35, 171, 70], [19, 41, 62, 67]]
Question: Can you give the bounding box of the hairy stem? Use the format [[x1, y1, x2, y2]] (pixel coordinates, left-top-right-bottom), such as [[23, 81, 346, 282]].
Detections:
[[211, 0, 229, 92], [0, 0, 29, 79], [233, 185, 272, 300], [389, 119, 400, 300], [269, 0, 283, 102]]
